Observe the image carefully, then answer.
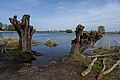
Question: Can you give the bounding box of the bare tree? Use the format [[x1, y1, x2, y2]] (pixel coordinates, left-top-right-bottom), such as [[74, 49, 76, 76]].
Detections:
[[9, 14, 36, 53], [70, 24, 102, 54]]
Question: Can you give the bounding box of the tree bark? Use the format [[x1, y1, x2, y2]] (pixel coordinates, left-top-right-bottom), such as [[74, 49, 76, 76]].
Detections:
[[9, 14, 36, 53], [96, 59, 120, 80], [70, 24, 102, 54], [81, 57, 98, 76]]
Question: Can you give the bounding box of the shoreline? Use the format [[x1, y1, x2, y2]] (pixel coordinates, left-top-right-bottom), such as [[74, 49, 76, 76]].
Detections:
[[0, 31, 16, 32], [0, 31, 120, 34]]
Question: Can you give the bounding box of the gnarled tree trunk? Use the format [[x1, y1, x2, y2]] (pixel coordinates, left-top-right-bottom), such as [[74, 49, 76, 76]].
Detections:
[[70, 24, 102, 54], [9, 14, 36, 53]]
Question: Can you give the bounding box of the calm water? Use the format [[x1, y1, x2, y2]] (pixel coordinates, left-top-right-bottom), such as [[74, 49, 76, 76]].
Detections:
[[0, 32, 120, 66]]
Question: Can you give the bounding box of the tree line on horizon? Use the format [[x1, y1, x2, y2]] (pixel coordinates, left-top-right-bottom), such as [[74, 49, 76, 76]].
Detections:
[[0, 22, 15, 31], [0, 21, 120, 34]]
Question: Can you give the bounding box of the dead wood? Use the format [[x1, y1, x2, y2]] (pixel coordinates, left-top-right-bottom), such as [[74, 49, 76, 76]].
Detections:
[[96, 59, 120, 80], [81, 57, 98, 76], [9, 14, 36, 53], [69, 24, 102, 54], [88, 52, 120, 58]]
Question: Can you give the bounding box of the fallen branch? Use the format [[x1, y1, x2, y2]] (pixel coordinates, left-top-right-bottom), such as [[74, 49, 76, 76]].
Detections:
[[96, 58, 106, 80], [96, 59, 120, 80], [100, 58, 106, 72], [81, 57, 98, 76], [88, 52, 120, 58]]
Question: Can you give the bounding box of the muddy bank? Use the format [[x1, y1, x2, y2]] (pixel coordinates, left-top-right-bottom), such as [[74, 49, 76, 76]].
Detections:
[[0, 52, 34, 74], [0, 47, 120, 80], [0, 58, 87, 80], [0, 58, 119, 80]]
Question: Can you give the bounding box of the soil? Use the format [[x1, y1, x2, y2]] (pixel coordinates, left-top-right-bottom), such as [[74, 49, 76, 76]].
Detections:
[[0, 50, 119, 80], [0, 56, 87, 80]]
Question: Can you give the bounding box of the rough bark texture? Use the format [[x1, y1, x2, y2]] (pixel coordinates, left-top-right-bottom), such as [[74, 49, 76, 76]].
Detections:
[[9, 14, 36, 53], [96, 59, 120, 80], [70, 24, 102, 54], [81, 57, 98, 76]]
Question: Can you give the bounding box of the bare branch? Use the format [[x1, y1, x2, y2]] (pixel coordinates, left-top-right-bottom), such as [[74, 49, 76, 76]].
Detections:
[[101, 58, 106, 72], [70, 24, 102, 54], [96, 60, 120, 80], [96, 58, 106, 80], [81, 57, 98, 76], [88, 52, 120, 58]]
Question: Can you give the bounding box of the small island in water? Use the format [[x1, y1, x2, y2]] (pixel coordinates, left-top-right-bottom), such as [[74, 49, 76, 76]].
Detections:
[[0, 15, 119, 80], [0, 0, 120, 80]]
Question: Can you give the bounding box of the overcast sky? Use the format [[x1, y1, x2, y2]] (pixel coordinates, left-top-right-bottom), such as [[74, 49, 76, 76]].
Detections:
[[0, 0, 120, 31]]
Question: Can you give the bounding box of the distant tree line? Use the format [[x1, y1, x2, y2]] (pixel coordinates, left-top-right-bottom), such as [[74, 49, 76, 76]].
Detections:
[[44, 29, 73, 33], [97, 26, 120, 34], [0, 22, 15, 31]]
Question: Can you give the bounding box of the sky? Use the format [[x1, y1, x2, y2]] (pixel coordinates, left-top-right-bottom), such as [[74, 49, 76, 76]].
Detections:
[[0, 0, 120, 31]]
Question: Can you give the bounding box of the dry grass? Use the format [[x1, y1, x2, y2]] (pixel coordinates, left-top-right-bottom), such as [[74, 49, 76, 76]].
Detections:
[[0, 37, 40, 49], [0, 37, 19, 49]]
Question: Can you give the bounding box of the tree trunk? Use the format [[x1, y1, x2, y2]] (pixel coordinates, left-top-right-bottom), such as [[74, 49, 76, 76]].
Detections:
[[70, 24, 102, 54], [9, 14, 36, 53]]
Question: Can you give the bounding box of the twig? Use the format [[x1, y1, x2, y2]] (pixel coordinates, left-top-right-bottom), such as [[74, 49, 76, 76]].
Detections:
[[96, 58, 106, 80], [88, 52, 120, 58], [81, 57, 98, 76], [96, 59, 120, 80], [101, 58, 106, 72]]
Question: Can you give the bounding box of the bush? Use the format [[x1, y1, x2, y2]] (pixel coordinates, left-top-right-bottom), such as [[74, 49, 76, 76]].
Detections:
[[118, 31, 120, 34], [65, 29, 72, 33], [44, 39, 57, 47]]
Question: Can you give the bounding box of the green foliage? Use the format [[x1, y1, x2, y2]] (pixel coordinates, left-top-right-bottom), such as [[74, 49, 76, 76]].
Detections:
[[118, 31, 120, 34], [44, 39, 57, 47], [8, 25, 15, 31], [8, 49, 22, 55], [65, 29, 72, 33], [97, 26, 105, 34], [3, 24, 8, 30], [0, 22, 3, 30], [0, 21, 15, 31], [70, 53, 86, 61]]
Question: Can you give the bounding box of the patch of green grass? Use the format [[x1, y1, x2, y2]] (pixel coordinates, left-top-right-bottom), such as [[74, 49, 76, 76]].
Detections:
[[8, 49, 22, 55], [44, 39, 57, 47], [70, 53, 86, 61], [60, 55, 69, 62]]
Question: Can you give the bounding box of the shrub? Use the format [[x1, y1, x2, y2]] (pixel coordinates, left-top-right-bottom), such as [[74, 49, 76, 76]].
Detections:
[[65, 29, 72, 33], [44, 39, 57, 47]]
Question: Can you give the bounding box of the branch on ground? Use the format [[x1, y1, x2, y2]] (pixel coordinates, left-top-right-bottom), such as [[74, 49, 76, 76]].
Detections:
[[96, 59, 120, 80], [81, 57, 98, 76]]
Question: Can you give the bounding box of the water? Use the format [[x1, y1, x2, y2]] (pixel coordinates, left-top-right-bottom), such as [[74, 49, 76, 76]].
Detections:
[[0, 32, 120, 66]]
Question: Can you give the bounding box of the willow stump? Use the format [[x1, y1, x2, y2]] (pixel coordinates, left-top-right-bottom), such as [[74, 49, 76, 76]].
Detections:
[[70, 24, 102, 54], [9, 14, 36, 53]]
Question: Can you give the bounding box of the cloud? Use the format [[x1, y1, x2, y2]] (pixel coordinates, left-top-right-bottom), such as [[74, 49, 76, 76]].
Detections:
[[0, 0, 120, 31]]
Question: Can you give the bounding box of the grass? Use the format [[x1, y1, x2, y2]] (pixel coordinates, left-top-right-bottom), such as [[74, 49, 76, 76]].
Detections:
[[0, 37, 40, 49], [0, 37, 19, 49], [70, 53, 86, 61], [7, 48, 22, 55], [84, 46, 120, 80], [60, 45, 119, 80], [44, 39, 57, 47]]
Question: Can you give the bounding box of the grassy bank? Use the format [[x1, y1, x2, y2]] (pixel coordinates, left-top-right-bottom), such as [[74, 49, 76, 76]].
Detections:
[[0, 30, 16, 32], [60, 46, 120, 80]]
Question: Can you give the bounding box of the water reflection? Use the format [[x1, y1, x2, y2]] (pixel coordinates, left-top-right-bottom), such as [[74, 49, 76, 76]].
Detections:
[[0, 32, 120, 66]]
